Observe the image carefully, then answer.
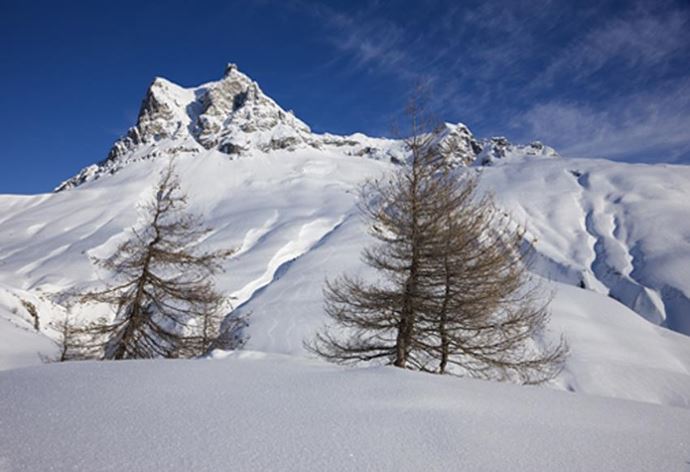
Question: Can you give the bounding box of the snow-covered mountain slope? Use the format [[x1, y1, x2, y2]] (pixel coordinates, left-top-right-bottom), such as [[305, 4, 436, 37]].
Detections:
[[1, 151, 690, 407], [1, 353, 689, 472], [1, 65, 689, 409], [479, 156, 690, 336]]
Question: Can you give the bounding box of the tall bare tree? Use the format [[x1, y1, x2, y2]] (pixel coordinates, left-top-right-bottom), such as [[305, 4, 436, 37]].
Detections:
[[419, 171, 567, 383], [307, 101, 449, 369], [308, 101, 566, 383], [73, 161, 246, 360]]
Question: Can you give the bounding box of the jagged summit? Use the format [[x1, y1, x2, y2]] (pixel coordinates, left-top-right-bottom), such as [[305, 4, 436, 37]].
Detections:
[[56, 64, 558, 191], [224, 62, 237, 77]]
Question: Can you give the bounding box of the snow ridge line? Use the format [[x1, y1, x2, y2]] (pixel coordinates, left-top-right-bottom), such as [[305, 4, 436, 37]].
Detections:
[[221, 215, 348, 325]]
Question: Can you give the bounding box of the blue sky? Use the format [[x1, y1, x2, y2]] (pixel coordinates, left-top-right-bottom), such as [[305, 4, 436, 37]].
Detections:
[[1, 0, 689, 194]]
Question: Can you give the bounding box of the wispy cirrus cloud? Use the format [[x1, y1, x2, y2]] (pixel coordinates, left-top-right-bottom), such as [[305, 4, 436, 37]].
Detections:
[[515, 78, 690, 162], [537, 3, 690, 91], [316, 9, 408, 75], [305, 1, 462, 90], [291, 0, 690, 163], [516, 2, 690, 161]]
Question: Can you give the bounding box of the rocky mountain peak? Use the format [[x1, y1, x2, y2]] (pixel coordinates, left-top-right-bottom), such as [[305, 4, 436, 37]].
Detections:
[[427, 122, 483, 167], [193, 64, 312, 154], [55, 64, 560, 191]]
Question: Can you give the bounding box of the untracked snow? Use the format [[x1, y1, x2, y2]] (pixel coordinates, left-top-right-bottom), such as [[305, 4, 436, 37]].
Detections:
[[1, 354, 689, 472], [0, 151, 689, 409]]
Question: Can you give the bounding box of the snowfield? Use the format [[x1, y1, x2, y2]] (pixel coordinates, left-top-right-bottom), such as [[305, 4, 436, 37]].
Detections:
[[479, 156, 690, 335], [1, 353, 689, 472], [1, 150, 689, 408]]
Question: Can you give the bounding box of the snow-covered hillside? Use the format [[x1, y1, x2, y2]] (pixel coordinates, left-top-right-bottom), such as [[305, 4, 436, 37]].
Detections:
[[480, 156, 690, 336], [1, 353, 689, 472], [1, 65, 689, 410]]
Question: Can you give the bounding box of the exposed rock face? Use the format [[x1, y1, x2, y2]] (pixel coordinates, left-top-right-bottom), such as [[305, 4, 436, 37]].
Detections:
[[55, 64, 559, 191], [106, 78, 193, 162], [426, 122, 483, 166], [194, 64, 313, 154], [475, 137, 559, 166]]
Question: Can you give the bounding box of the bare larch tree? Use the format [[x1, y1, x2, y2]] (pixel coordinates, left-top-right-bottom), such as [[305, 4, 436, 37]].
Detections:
[[70, 161, 246, 360], [419, 171, 567, 383], [307, 101, 450, 369], [308, 101, 566, 383]]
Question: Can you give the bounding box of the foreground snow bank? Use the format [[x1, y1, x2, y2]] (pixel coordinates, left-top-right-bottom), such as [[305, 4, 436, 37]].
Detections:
[[1, 353, 688, 472]]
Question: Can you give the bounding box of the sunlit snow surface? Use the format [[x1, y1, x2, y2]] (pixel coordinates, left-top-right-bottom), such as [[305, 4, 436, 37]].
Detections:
[[0, 150, 689, 409], [0, 353, 689, 472]]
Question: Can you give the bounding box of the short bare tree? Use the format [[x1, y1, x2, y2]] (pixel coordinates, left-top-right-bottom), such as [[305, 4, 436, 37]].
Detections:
[[71, 161, 246, 360], [50, 313, 87, 362]]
